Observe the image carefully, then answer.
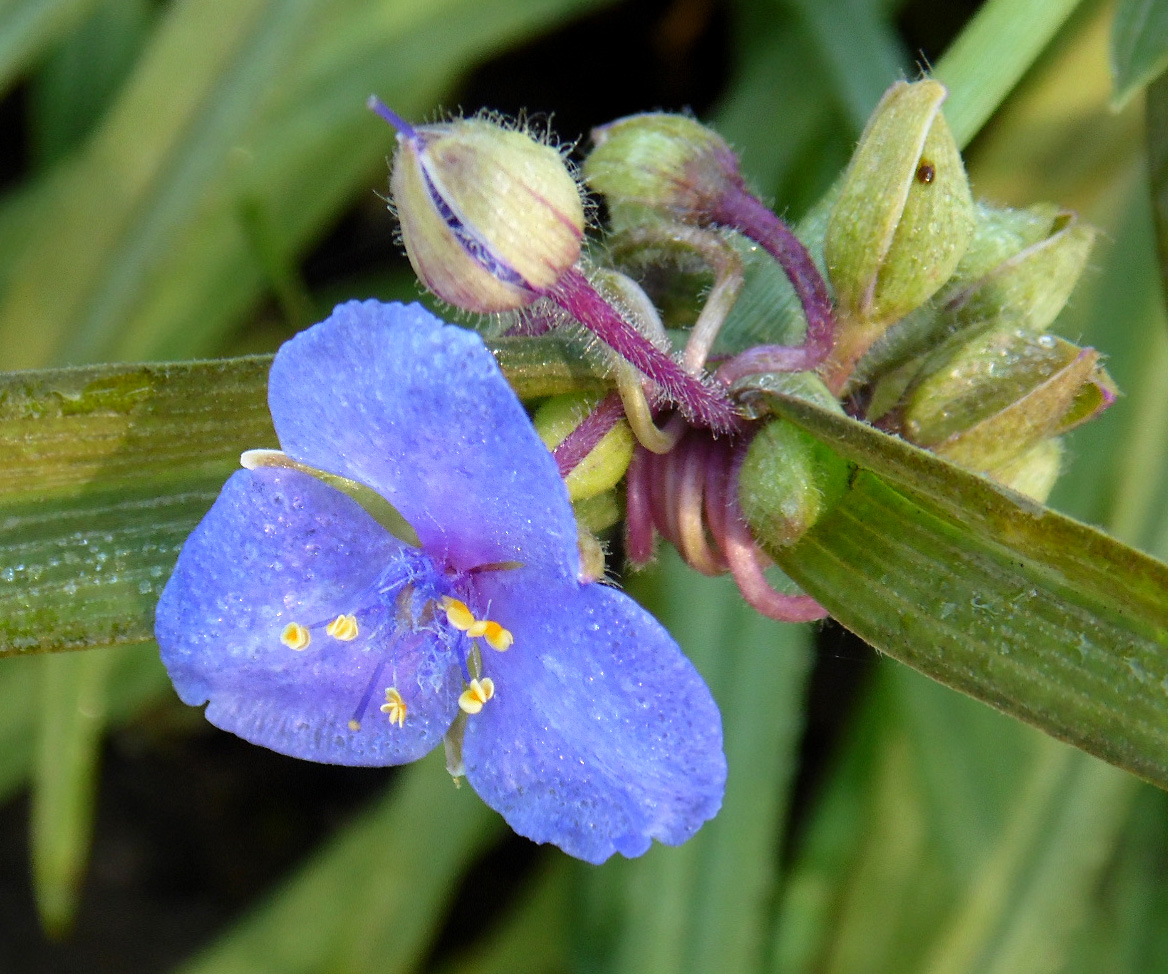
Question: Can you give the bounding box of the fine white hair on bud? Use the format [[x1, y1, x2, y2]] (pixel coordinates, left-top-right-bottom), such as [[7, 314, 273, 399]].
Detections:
[[371, 98, 585, 314]]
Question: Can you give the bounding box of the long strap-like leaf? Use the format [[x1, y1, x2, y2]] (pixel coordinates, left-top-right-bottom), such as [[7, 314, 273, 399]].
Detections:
[[763, 392, 1168, 789]]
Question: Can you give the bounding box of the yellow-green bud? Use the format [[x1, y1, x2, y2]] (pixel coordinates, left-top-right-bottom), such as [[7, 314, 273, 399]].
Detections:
[[738, 419, 852, 550], [576, 523, 608, 583], [389, 116, 585, 313], [847, 203, 1096, 395], [943, 205, 1094, 335], [901, 327, 1115, 473], [987, 438, 1064, 503], [533, 393, 635, 502], [584, 113, 739, 231], [826, 80, 975, 326]]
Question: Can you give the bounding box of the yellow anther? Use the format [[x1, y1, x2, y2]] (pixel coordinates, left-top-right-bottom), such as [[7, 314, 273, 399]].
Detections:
[[466, 619, 489, 638], [442, 597, 477, 631], [483, 621, 514, 652], [458, 677, 495, 715], [348, 719, 362, 731], [280, 622, 311, 651], [380, 687, 407, 727], [326, 613, 359, 641]]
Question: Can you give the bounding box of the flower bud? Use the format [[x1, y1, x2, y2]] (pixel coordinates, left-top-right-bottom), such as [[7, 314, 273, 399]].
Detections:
[[576, 523, 608, 583], [848, 203, 1096, 395], [584, 113, 739, 231], [900, 326, 1116, 473], [826, 80, 975, 326], [986, 438, 1064, 503], [737, 419, 852, 550], [533, 393, 635, 502], [942, 205, 1094, 335], [388, 114, 585, 313]]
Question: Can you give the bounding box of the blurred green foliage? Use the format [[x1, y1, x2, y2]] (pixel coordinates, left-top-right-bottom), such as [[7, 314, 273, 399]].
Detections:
[[1, 0, 1168, 970]]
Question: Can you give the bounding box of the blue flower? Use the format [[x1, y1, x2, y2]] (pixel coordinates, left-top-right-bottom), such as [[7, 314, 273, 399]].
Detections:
[[155, 300, 725, 863]]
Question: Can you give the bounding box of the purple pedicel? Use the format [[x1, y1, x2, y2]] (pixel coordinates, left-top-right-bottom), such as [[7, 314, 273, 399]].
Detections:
[[710, 186, 836, 379], [549, 268, 740, 434], [721, 444, 828, 623], [623, 429, 828, 623], [552, 391, 627, 478]]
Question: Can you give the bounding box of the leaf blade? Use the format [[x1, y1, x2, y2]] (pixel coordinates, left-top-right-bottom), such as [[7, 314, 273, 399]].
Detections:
[[758, 391, 1168, 789]]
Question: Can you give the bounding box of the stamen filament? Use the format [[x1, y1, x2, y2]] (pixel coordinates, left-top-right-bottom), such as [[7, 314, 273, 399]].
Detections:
[[348, 657, 388, 732]]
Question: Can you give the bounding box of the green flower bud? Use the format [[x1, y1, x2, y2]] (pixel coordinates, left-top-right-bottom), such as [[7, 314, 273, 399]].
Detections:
[[738, 419, 852, 550], [901, 326, 1115, 473], [389, 115, 585, 313], [942, 205, 1094, 335], [826, 80, 975, 326], [583, 113, 739, 231], [849, 204, 1096, 395], [986, 438, 1064, 503], [576, 522, 609, 583], [533, 393, 635, 502]]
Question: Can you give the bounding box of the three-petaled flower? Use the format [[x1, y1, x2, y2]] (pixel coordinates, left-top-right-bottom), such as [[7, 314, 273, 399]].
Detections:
[[155, 300, 725, 863]]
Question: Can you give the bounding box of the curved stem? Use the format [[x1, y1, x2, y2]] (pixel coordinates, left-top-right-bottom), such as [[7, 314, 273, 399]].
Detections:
[[548, 268, 740, 433], [722, 445, 829, 623], [710, 185, 836, 374]]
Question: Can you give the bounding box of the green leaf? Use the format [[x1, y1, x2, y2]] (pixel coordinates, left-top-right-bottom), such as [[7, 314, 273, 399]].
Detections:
[[0, 0, 99, 94], [782, 0, 907, 134], [27, 0, 153, 168], [431, 861, 572, 974], [1145, 73, 1168, 321], [1111, 0, 1168, 108], [175, 750, 503, 974], [0, 356, 275, 654], [0, 0, 614, 367], [0, 337, 603, 658], [753, 389, 1168, 790], [770, 665, 1138, 974], [30, 647, 115, 935], [934, 0, 1088, 147]]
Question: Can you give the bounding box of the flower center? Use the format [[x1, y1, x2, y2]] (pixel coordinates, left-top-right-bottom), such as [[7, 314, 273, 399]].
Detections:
[[274, 552, 516, 732]]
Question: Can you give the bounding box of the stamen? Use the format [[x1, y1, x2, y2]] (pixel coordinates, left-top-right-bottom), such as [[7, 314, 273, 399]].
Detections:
[[483, 621, 513, 652], [466, 619, 489, 638], [348, 657, 388, 732], [280, 622, 311, 651], [326, 613, 359, 641], [458, 677, 495, 714], [366, 95, 419, 141], [442, 597, 477, 632], [380, 687, 407, 727]]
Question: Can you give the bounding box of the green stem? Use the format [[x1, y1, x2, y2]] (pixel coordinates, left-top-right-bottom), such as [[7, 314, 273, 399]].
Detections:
[[934, 0, 1088, 148]]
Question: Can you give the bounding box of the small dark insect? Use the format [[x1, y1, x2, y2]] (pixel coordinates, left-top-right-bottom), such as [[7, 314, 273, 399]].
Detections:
[[916, 160, 936, 184]]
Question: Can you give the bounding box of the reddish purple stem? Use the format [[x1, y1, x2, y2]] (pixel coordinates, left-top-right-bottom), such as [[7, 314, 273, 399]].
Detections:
[[710, 185, 836, 380], [548, 268, 740, 434], [551, 391, 626, 478]]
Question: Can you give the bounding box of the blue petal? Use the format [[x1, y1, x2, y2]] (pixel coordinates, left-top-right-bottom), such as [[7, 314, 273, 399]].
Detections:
[[460, 571, 726, 863], [155, 467, 462, 766], [268, 301, 579, 578]]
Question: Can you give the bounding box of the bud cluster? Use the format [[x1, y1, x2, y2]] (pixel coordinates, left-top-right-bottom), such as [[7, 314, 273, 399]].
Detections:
[[370, 81, 1116, 620]]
